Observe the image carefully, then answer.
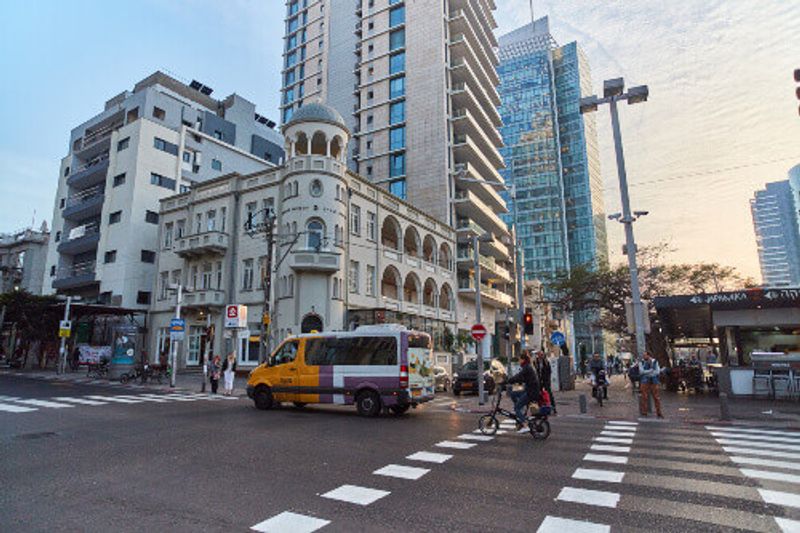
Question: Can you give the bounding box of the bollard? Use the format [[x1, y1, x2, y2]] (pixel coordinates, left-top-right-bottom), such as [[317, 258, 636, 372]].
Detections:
[[579, 394, 587, 414], [719, 392, 731, 421]]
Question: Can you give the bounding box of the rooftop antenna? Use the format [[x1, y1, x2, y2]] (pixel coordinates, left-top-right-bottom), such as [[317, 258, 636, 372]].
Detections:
[[529, 0, 535, 32]]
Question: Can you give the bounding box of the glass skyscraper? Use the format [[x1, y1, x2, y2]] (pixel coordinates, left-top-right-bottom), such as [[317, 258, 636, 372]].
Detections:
[[751, 169, 800, 288], [498, 17, 608, 357]]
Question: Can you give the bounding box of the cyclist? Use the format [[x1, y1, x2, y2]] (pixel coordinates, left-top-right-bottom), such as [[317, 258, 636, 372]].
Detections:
[[590, 353, 608, 399], [506, 351, 540, 430]]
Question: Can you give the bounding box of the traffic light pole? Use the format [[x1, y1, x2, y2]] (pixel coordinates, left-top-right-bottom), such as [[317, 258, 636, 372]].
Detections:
[[517, 247, 526, 353], [259, 214, 276, 364]]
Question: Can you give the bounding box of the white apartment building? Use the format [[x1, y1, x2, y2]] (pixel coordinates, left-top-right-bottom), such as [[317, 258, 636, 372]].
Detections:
[[280, 0, 513, 352], [42, 72, 283, 310], [149, 103, 458, 368]]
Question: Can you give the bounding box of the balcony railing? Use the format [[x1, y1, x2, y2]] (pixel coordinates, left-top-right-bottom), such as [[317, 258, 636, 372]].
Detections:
[[53, 260, 97, 290], [65, 184, 104, 209], [174, 231, 229, 258], [183, 288, 226, 308], [76, 120, 124, 152]]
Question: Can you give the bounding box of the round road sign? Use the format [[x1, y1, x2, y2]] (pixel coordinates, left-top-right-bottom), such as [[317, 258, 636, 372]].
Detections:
[[471, 323, 488, 341]]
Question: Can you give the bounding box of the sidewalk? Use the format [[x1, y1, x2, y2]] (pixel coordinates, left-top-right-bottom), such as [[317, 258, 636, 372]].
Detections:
[[450, 374, 800, 430]]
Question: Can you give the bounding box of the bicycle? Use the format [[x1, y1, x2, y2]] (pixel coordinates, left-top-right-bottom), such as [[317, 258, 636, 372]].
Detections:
[[86, 361, 109, 379], [478, 386, 551, 440]]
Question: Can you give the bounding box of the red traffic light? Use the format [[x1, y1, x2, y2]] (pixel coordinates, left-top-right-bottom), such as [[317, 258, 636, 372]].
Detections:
[[523, 312, 534, 335]]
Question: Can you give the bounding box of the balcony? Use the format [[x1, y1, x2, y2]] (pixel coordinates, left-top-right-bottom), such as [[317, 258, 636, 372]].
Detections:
[[453, 189, 508, 237], [455, 249, 513, 284], [480, 234, 510, 261], [450, 81, 502, 128], [453, 163, 506, 213], [289, 250, 341, 272], [62, 185, 105, 221], [57, 225, 100, 255], [174, 231, 229, 258], [450, 0, 498, 46], [74, 119, 124, 159], [458, 278, 514, 308], [448, 56, 500, 107], [52, 261, 97, 290], [451, 133, 504, 184], [448, 10, 498, 75], [183, 288, 226, 308], [455, 218, 483, 236], [67, 156, 109, 189], [448, 32, 499, 90]]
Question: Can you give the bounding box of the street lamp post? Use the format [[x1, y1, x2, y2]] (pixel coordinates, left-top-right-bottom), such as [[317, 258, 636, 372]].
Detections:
[[57, 296, 73, 375], [472, 232, 493, 406], [169, 284, 183, 388], [580, 78, 649, 359]]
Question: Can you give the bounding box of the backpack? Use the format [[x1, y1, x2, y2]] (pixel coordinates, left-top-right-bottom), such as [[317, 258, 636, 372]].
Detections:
[[539, 389, 551, 407], [628, 364, 640, 381]]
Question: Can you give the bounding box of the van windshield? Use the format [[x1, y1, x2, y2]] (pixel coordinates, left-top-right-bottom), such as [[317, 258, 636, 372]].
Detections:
[[408, 334, 431, 349]]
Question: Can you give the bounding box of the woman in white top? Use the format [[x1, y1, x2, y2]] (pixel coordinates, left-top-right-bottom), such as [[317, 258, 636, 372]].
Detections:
[[222, 352, 237, 396]]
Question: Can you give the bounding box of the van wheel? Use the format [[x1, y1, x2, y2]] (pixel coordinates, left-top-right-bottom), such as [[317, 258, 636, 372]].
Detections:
[[254, 386, 273, 410], [356, 390, 381, 417], [389, 404, 410, 416]]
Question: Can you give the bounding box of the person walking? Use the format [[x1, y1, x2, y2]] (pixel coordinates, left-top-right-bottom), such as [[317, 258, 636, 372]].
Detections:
[[638, 351, 663, 418], [222, 352, 237, 396], [534, 350, 557, 415], [207, 355, 221, 394]]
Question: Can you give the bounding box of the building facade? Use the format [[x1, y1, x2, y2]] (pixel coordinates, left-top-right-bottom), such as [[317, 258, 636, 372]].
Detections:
[[751, 172, 800, 288], [281, 0, 514, 352], [497, 17, 608, 357], [149, 104, 458, 368], [0, 224, 49, 294], [42, 72, 283, 310]]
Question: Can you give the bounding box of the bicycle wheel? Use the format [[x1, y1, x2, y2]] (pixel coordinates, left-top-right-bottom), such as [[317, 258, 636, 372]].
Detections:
[[120, 373, 130, 384], [478, 414, 499, 435], [529, 418, 551, 440]]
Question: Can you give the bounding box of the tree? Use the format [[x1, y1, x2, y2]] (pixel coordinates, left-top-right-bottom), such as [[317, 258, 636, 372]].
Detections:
[[0, 290, 62, 367], [547, 244, 756, 364]]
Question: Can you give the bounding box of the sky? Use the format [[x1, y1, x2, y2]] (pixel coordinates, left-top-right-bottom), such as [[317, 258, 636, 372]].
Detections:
[[1, 0, 798, 280]]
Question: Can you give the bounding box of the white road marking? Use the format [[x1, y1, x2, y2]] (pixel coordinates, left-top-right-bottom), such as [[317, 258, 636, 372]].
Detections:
[[583, 453, 628, 465], [716, 438, 800, 453], [707, 426, 800, 438], [0, 403, 37, 413], [759, 489, 800, 509], [593, 437, 633, 445], [53, 397, 107, 406], [11, 399, 74, 409], [740, 469, 800, 485], [775, 517, 800, 533], [590, 444, 631, 453], [457, 434, 494, 442], [722, 446, 800, 461], [250, 511, 330, 532], [321, 484, 390, 506], [120, 395, 170, 403], [0, 396, 21, 401], [607, 421, 638, 426], [537, 516, 610, 533], [731, 456, 800, 471], [600, 431, 636, 438], [85, 396, 143, 404], [710, 432, 800, 445], [373, 464, 430, 480], [406, 451, 452, 464], [472, 429, 507, 435], [556, 487, 620, 508], [572, 468, 625, 483], [156, 394, 199, 402], [436, 440, 476, 450]]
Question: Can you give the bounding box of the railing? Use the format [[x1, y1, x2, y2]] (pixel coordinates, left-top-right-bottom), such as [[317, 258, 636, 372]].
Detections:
[[456, 218, 482, 234], [72, 153, 110, 175], [57, 260, 95, 280], [65, 185, 104, 209], [79, 121, 124, 151], [66, 223, 100, 242]]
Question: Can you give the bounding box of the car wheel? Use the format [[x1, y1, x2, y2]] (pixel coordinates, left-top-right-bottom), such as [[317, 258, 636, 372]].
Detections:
[[389, 404, 410, 416], [254, 386, 273, 410], [356, 390, 381, 417]]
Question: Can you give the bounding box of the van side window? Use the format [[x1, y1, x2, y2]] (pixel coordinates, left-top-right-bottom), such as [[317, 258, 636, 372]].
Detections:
[[273, 341, 299, 365], [305, 336, 397, 366]]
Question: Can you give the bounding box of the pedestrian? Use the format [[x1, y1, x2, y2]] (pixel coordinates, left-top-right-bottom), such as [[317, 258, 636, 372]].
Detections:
[[222, 352, 237, 396], [208, 355, 221, 394], [579, 354, 588, 379], [638, 351, 663, 418], [533, 350, 557, 415]]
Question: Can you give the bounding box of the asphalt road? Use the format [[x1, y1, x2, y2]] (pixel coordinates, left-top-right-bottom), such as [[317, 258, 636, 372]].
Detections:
[[2, 375, 800, 532]]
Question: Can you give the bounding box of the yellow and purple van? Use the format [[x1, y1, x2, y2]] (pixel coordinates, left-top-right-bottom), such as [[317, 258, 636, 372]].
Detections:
[[246, 325, 435, 416]]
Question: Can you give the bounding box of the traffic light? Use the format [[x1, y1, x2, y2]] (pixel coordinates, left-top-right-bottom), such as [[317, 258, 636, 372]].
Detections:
[[523, 309, 534, 335]]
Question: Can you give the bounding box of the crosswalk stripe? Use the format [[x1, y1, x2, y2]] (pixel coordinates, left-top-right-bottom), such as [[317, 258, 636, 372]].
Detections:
[[722, 446, 800, 461], [457, 434, 494, 442], [607, 421, 638, 426], [116, 395, 169, 403], [590, 444, 631, 453], [717, 438, 800, 453], [436, 440, 476, 450], [758, 488, 800, 509], [11, 399, 74, 408], [85, 396, 143, 404], [775, 517, 800, 533], [0, 403, 37, 413], [0, 396, 21, 401], [707, 426, 800, 439], [156, 395, 199, 402], [406, 451, 452, 464], [572, 468, 625, 483], [600, 431, 636, 438], [557, 487, 620, 508], [250, 511, 330, 533], [537, 516, 609, 533], [53, 397, 107, 406], [731, 455, 800, 471], [372, 464, 430, 480], [710, 432, 800, 445], [583, 453, 628, 465], [740, 468, 800, 484], [594, 437, 633, 445], [321, 484, 390, 506]]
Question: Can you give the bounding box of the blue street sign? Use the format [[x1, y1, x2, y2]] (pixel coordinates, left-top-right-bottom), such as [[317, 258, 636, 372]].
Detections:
[[550, 331, 566, 346], [170, 318, 186, 332]]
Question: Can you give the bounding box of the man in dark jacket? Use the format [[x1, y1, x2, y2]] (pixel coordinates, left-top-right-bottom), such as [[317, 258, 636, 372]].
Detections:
[[507, 352, 540, 429], [534, 351, 557, 415]]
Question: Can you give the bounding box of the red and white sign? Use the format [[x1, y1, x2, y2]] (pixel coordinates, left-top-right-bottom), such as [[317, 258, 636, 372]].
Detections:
[[471, 323, 487, 341], [225, 305, 248, 328]]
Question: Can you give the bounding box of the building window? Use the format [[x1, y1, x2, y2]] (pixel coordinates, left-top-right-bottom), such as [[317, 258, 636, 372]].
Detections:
[[221, 207, 227, 232], [190, 265, 199, 289], [145, 210, 159, 224], [245, 202, 257, 227], [50, 265, 56, 277], [306, 219, 324, 250], [366, 265, 376, 296], [164, 222, 173, 249], [389, 5, 405, 27], [59, 198, 66, 209], [202, 262, 213, 289], [309, 179, 323, 197], [349, 261, 360, 294], [389, 178, 406, 199], [126, 107, 139, 123], [195, 213, 203, 234], [215, 262, 222, 289], [153, 137, 178, 155], [211, 159, 222, 171], [55, 231, 61, 242], [152, 107, 166, 120], [136, 291, 152, 305], [109, 211, 122, 224], [389, 29, 405, 51], [206, 210, 216, 231], [113, 173, 126, 187], [390, 152, 406, 177], [389, 101, 405, 124], [242, 259, 254, 290], [63, 166, 70, 177], [104, 250, 117, 263], [150, 173, 176, 190], [367, 211, 376, 241], [332, 277, 342, 299], [176, 219, 186, 238], [180, 185, 190, 194], [213, 130, 223, 140], [141, 250, 156, 263], [159, 272, 169, 300], [350, 205, 361, 236], [389, 126, 405, 150], [182, 151, 192, 164], [389, 52, 405, 74], [117, 137, 130, 151], [390, 76, 405, 98]]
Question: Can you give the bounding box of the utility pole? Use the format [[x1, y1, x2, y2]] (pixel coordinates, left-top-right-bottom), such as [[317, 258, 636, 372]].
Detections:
[[472, 233, 484, 406], [170, 284, 182, 388], [259, 213, 276, 364], [57, 296, 72, 375]]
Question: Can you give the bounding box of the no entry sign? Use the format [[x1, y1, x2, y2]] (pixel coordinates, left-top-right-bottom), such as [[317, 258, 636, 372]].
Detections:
[[471, 323, 487, 341]]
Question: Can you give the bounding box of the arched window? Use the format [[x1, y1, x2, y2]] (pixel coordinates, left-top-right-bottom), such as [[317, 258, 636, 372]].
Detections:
[[307, 219, 325, 250], [381, 266, 402, 300], [423, 235, 436, 263], [438, 242, 452, 270], [403, 272, 421, 303], [423, 278, 437, 307], [331, 135, 344, 160], [295, 132, 309, 155], [311, 131, 327, 155], [404, 226, 420, 257], [381, 215, 402, 251], [439, 283, 454, 311]]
